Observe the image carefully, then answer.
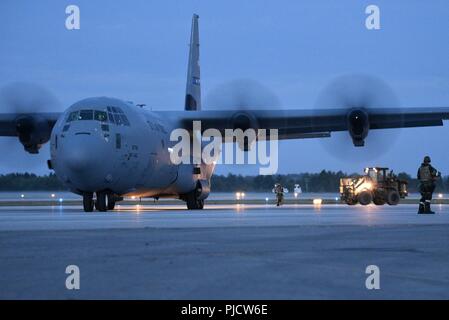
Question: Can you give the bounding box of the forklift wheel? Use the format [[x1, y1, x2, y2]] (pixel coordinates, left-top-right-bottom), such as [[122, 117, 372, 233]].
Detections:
[[358, 191, 373, 206], [373, 197, 386, 205], [387, 190, 400, 205]]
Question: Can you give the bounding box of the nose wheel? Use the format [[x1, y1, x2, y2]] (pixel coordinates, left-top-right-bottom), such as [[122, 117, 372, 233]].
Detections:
[[83, 192, 94, 212], [94, 191, 108, 212], [83, 191, 116, 212], [107, 194, 116, 210]]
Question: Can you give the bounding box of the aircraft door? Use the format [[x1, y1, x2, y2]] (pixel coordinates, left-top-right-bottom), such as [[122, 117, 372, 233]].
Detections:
[[139, 121, 177, 188]]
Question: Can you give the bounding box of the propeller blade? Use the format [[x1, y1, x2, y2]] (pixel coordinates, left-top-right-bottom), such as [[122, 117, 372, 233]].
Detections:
[[204, 79, 280, 110], [0, 82, 60, 158], [0, 82, 60, 113], [314, 74, 401, 163]]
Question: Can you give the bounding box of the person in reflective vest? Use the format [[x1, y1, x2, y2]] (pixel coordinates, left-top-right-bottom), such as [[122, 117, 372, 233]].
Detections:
[[274, 183, 284, 206], [417, 156, 441, 214]]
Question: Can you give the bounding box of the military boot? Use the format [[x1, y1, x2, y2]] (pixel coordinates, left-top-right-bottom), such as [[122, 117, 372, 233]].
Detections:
[[418, 202, 425, 214], [425, 201, 435, 214]]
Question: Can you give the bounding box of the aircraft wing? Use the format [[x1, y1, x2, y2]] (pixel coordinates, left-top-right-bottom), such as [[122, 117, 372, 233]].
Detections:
[[167, 107, 449, 145]]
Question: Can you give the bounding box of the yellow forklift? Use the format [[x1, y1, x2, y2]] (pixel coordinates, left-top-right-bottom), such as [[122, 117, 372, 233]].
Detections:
[[340, 167, 408, 206]]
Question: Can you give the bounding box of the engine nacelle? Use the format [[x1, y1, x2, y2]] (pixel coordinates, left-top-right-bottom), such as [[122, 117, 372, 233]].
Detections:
[[15, 115, 51, 154], [229, 111, 259, 151], [347, 109, 369, 147]]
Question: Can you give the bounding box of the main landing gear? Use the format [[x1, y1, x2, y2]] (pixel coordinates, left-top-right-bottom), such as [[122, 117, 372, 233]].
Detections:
[[184, 186, 205, 210], [82, 191, 117, 212]]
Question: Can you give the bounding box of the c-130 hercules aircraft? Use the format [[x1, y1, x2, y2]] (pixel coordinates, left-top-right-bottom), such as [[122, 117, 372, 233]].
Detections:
[[1, 14, 449, 212]]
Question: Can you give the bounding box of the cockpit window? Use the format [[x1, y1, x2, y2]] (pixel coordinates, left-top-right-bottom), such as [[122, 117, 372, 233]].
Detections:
[[120, 114, 130, 126], [66, 107, 130, 126], [94, 110, 108, 122], [79, 110, 94, 120], [107, 106, 130, 126], [66, 111, 79, 122], [108, 112, 115, 124], [114, 114, 123, 126]]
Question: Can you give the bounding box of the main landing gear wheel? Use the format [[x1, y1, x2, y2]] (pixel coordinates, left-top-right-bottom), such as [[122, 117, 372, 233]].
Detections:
[[107, 194, 116, 210], [83, 192, 94, 212], [95, 191, 107, 212], [186, 189, 204, 210]]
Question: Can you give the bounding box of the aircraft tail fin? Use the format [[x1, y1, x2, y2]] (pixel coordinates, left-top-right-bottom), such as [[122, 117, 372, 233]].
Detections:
[[185, 14, 201, 111]]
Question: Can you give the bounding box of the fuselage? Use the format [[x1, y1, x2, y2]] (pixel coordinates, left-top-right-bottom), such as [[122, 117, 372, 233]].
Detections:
[[50, 97, 213, 199]]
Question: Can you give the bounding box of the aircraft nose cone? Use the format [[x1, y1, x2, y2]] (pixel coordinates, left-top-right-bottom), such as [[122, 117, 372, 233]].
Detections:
[[64, 147, 93, 172], [60, 134, 100, 172], [51, 122, 118, 192], [57, 134, 113, 191]]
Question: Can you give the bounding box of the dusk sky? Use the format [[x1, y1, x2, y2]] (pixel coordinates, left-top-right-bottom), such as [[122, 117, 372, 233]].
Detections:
[[1, 0, 448, 176]]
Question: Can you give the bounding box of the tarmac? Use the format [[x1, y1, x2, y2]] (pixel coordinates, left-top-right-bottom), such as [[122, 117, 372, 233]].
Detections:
[[1, 203, 449, 299]]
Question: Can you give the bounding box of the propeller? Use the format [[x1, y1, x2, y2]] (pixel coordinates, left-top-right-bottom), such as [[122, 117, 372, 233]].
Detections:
[[205, 79, 281, 110], [0, 82, 61, 161], [204, 79, 281, 151], [0, 82, 60, 113], [314, 74, 402, 163]]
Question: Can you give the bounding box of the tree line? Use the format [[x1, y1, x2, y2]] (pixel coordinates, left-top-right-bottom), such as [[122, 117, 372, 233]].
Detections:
[[0, 173, 65, 191], [212, 171, 449, 193], [1, 171, 449, 193]]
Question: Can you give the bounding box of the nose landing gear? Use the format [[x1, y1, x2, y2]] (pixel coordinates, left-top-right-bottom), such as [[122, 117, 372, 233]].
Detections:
[[95, 191, 107, 212], [82, 191, 118, 212], [83, 192, 94, 212], [107, 194, 116, 210]]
